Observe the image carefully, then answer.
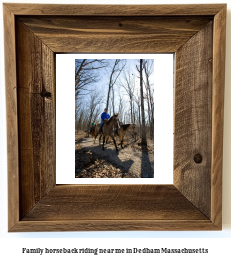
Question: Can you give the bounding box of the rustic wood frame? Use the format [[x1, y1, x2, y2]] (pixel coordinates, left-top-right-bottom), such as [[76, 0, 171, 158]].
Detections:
[[4, 4, 226, 232]]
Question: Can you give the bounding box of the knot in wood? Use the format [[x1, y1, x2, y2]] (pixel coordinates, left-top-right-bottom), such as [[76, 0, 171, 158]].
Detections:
[[40, 90, 52, 99], [194, 153, 203, 164]]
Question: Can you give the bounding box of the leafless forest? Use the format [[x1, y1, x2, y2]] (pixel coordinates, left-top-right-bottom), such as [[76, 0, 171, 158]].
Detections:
[[75, 59, 154, 140], [75, 59, 154, 178]]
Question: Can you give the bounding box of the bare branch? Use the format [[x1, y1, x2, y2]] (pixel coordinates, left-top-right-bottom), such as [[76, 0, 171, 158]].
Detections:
[[106, 59, 126, 109], [75, 59, 108, 100]]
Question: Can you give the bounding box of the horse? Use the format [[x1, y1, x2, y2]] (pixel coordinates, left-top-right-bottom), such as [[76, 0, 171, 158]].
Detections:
[[115, 123, 137, 148], [89, 124, 99, 144], [98, 113, 119, 153]]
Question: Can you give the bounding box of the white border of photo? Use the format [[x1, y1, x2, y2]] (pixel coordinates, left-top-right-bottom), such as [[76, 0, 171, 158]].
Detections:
[[56, 54, 173, 184]]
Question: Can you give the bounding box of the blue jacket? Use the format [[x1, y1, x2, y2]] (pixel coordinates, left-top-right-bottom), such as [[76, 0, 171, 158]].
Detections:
[[101, 112, 110, 121]]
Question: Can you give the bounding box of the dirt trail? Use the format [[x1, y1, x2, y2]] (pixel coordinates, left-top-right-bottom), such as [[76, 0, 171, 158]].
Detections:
[[75, 133, 154, 178]]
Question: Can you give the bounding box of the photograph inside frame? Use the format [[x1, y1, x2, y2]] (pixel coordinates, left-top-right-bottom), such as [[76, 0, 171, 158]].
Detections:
[[75, 56, 173, 179]]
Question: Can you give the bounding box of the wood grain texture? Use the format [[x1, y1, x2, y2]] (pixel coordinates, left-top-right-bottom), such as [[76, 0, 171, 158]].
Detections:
[[16, 19, 56, 219], [22, 185, 207, 221], [18, 16, 213, 53], [211, 5, 226, 228], [174, 22, 213, 219], [10, 220, 218, 232], [3, 3, 225, 16], [11, 185, 219, 232], [3, 4, 19, 231]]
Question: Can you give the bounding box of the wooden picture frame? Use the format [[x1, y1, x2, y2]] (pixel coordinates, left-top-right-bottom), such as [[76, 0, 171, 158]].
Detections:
[[4, 3, 226, 231]]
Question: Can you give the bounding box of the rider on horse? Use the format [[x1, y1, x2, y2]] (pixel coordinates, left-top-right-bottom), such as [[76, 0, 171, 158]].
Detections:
[[99, 108, 110, 133], [89, 122, 95, 133]]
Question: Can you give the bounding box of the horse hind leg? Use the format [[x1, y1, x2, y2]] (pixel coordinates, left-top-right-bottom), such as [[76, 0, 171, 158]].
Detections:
[[102, 136, 105, 151], [94, 132, 98, 144], [110, 134, 118, 153], [99, 134, 102, 146]]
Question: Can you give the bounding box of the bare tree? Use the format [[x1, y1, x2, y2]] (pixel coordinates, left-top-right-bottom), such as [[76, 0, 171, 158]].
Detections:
[[75, 59, 108, 100], [120, 68, 135, 123], [106, 59, 126, 110], [93, 106, 101, 124], [137, 59, 147, 146], [75, 59, 108, 132], [133, 88, 141, 131], [111, 87, 115, 114], [144, 60, 154, 140], [118, 93, 125, 123], [75, 105, 85, 132], [86, 90, 103, 136]]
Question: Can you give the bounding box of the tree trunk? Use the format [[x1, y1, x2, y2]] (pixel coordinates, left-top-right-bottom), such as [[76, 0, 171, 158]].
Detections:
[[140, 59, 147, 145], [144, 60, 154, 140], [112, 88, 115, 114], [87, 110, 94, 137], [138, 105, 141, 138], [130, 98, 133, 123], [106, 59, 125, 109]]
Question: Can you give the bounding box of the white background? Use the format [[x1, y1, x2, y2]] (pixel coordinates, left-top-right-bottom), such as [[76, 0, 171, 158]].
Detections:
[[56, 53, 174, 184], [1, 0, 231, 260]]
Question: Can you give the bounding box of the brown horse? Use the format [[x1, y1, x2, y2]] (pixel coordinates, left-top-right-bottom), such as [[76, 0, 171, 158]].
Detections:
[[115, 123, 137, 148], [89, 124, 99, 144], [98, 113, 119, 153]]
